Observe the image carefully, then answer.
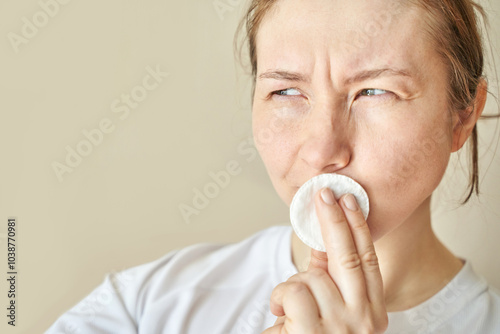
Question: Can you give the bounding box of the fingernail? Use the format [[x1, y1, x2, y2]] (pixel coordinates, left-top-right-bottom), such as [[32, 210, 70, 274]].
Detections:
[[343, 194, 358, 211], [320, 188, 335, 205]]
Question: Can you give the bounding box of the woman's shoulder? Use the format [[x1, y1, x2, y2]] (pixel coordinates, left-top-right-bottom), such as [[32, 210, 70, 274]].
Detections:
[[133, 224, 293, 289], [46, 225, 293, 333], [468, 283, 500, 330], [439, 275, 500, 334], [387, 259, 500, 334]]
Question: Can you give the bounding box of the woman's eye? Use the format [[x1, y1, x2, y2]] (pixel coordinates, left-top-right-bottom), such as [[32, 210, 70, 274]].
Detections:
[[273, 88, 301, 96], [359, 88, 388, 97]]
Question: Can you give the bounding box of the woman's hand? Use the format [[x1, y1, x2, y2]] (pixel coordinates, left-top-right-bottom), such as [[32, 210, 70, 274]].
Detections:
[[263, 188, 388, 334]]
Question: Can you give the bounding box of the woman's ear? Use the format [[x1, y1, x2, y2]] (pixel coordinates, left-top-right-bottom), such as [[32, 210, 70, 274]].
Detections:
[[451, 78, 488, 153]]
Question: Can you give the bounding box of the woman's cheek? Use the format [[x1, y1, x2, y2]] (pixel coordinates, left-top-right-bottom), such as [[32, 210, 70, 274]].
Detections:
[[254, 101, 300, 144], [256, 121, 301, 203], [358, 144, 437, 241], [254, 114, 291, 160], [382, 130, 451, 196]]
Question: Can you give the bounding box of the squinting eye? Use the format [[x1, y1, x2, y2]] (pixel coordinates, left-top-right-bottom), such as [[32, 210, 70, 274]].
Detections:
[[359, 88, 388, 96], [273, 88, 301, 96]]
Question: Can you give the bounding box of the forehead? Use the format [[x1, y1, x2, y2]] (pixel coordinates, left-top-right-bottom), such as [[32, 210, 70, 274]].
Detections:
[[255, 0, 431, 82]]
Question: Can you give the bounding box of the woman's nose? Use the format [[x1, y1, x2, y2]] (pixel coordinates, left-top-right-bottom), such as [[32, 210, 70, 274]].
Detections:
[[297, 105, 352, 173]]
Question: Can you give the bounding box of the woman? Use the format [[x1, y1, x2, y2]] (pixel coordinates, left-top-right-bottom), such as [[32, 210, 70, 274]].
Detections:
[[46, 0, 500, 333]]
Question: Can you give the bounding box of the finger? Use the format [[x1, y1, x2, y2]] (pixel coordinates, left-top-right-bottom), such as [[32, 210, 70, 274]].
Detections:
[[274, 316, 285, 326], [314, 187, 367, 305], [339, 193, 385, 307], [270, 283, 285, 317], [270, 281, 321, 328], [301, 268, 344, 318], [307, 247, 329, 273], [281, 271, 343, 318]]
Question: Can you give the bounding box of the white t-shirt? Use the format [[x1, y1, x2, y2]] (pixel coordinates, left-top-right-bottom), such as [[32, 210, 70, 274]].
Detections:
[[46, 225, 500, 334]]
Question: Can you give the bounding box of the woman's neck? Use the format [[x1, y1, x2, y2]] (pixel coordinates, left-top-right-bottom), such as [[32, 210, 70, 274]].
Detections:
[[290, 195, 464, 312]]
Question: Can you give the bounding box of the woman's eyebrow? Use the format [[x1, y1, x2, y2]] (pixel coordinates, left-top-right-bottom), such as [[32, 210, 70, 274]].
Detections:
[[258, 70, 309, 83], [344, 68, 413, 85], [257, 68, 414, 85]]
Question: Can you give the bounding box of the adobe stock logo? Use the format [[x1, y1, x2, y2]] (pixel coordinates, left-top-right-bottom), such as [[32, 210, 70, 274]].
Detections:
[[51, 64, 169, 182], [178, 113, 287, 224], [7, 0, 73, 54]]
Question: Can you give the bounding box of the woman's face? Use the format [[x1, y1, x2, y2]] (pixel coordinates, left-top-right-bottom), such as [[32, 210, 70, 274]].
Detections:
[[252, 0, 458, 241]]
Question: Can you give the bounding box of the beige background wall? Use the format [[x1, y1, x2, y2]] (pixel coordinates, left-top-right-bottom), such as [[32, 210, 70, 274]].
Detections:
[[1, 0, 499, 333]]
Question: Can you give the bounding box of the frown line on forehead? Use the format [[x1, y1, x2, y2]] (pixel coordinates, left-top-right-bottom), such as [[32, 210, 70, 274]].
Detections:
[[258, 67, 415, 86]]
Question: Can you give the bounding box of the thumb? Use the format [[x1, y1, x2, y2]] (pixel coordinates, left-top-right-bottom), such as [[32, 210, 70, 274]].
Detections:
[[307, 248, 329, 272]]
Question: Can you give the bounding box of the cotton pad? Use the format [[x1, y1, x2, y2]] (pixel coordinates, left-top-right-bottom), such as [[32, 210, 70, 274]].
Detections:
[[289, 173, 369, 252]]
